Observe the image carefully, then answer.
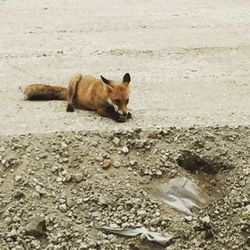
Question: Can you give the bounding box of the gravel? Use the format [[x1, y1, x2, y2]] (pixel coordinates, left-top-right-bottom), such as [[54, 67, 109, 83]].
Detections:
[[0, 126, 249, 249]]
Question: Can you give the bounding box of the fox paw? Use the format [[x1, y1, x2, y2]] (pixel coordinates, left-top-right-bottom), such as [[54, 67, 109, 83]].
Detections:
[[127, 112, 132, 119], [66, 104, 74, 112], [116, 116, 126, 123]]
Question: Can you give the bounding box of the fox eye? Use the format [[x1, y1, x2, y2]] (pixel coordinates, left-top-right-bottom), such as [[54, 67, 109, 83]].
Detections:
[[126, 98, 129, 104]]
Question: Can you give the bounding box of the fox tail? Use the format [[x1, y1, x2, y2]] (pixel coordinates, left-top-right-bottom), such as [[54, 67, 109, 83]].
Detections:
[[23, 84, 67, 100]]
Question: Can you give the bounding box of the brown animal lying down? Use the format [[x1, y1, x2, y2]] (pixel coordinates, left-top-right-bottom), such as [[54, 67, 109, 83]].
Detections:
[[24, 73, 132, 122]]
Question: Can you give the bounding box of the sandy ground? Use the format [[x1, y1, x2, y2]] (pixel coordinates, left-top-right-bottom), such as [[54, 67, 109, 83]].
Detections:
[[0, 0, 250, 135]]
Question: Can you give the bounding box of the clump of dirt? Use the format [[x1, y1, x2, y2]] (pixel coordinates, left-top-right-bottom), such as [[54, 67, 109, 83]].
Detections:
[[0, 126, 249, 250]]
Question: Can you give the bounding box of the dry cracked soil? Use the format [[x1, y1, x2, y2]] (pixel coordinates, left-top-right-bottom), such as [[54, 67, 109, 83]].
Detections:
[[0, 0, 250, 250]]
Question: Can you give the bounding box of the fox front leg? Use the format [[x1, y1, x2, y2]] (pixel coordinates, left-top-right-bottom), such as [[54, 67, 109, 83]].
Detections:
[[97, 105, 126, 123]]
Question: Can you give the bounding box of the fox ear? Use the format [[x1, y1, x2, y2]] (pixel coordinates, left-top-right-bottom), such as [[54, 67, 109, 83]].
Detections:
[[122, 73, 131, 84], [101, 75, 110, 85]]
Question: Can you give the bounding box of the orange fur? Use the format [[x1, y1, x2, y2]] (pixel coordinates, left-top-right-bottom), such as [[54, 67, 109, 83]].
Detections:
[[24, 73, 131, 122]]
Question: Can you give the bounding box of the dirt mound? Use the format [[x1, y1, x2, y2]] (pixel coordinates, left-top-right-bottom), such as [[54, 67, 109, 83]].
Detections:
[[0, 126, 249, 249]]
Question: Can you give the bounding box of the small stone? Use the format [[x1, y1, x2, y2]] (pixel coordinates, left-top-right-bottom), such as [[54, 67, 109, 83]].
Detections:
[[24, 215, 46, 237], [79, 243, 89, 250], [66, 198, 74, 208], [155, 170, 162, 176], [45, 244, 54, 250], [239, 179, 246, 187], [170, 169, 177, 177], [15, 175, 22, 182], [13, 246, 24, 250], [72, 173, 83, 183], [4, 217, 12, 225], [121, 146, 129, 154], [246, 205, 250, 213], [113, 161, 121, 168], [31, 191, 41, 199], [59, 204, 67, 212], [96, 154, 104, 162], [137, 210, 147, 216], [13, 190, 25, 199], [35, 185, 46, 195], [112, 137, 120, 145], [13, 216, 21, 222], [201, 215, 211, 224], [61, 142, 68, 149], [9, 229, 17, 240], [100, 159, 112, 170]]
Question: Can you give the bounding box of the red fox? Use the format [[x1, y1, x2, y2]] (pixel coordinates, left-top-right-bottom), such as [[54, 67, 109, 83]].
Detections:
[[24, 73, 132, 122]]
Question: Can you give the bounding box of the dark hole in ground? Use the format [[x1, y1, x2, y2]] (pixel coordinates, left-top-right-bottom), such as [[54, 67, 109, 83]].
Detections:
[[177, 150, 231, 175]]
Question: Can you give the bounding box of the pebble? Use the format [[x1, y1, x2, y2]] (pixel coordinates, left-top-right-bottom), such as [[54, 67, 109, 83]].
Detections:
[[137, 210, 147, 216], [0, 127, 248, 250], [113, 161, 121, 168], [201, 215, 211, 224], [13, 190, 25, 199], [121, 146, 129, 154], [58, 204, 67, 212], [15, 175, 22, 182], [4, 217, 12, 225], [100, 159, 112, 170], [112, 137, 120, 145], [24, 215, 46, 237], [96, 154, 104, 162], [13, 216, 21, 222], [72, 173, 83, 183]]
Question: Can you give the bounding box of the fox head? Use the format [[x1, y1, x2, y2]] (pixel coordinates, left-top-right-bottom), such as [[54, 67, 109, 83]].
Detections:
[[101, 73, 131, 117]]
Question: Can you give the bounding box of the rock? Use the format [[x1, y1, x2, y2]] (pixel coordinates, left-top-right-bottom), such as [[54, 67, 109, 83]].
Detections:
[[13, 246, 25, 250], [15, 175, 22, 183], [45, 244, 54, 250], [201, 216, 211, 224], [155, 170, 162, 176], [61, 142, 68, 149], [72, 173, 83, 183], [96, 154, 104, 162], [79, 243, 89, 250], [113, 161, 121, 168], [9, 229, 17, 240], [13, 190, 25, 199], [100, 159, 112, 169], [31, 191, 41, 199], [4, 217, 12, 225], [137, 210, 147, 216], [59, 204, 67, 212], [112, 137, 120, 145], [246, 205, 250, 213], [24, 215, 46, 237], [13, 216, 21, 222], [121, 146, 129, 154], [66, 198, 74, 208]]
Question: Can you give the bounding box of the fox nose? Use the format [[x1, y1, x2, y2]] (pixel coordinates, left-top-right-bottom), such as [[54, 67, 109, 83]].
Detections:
[[122, 112, 127, 117]]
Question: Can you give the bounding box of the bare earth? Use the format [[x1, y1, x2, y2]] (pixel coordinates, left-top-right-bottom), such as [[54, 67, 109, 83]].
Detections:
[[0, 0, 250, 135], [0, 1, 250, 250]]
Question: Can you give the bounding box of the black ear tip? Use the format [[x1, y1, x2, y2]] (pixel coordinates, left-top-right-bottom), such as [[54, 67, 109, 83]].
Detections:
[[123, 73, 131, 83], [101, 75, 110, 85]]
